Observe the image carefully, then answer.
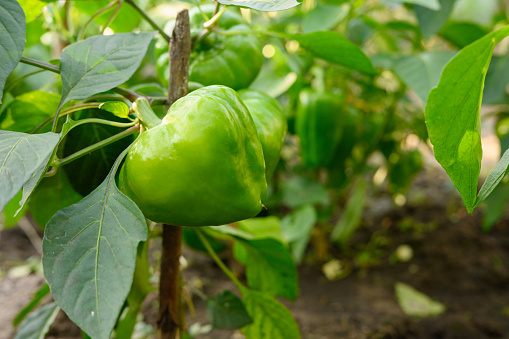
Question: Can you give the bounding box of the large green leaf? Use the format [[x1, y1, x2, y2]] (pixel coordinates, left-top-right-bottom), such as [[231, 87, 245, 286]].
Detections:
[[215, 0, 299, 11], [425, 26, 509, 212], [286, 31, 376, 75], [0, 91, 60, 132], [241, 289, 301, 339], [14, 302, 60, 339], [42, 151, 148, 339], [0, 0, 26, 103], [234, 238, 297, 301], [58, 32, 156, 110], [0, 131, 60, 213], [206, 291, 252, 330], [392, 52, 455, 103], [414, 0, 456, 38], [29, 169, 82, 227]]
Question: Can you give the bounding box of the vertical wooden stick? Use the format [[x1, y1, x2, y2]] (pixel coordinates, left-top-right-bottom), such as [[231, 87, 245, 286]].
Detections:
[[158, 9, 191, 339]]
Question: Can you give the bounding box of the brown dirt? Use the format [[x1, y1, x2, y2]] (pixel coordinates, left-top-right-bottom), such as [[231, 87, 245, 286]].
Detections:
[[2, 167, 509, 339]]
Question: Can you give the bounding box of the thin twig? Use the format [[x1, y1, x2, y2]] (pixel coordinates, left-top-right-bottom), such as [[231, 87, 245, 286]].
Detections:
[[125, 0, 171, 43]]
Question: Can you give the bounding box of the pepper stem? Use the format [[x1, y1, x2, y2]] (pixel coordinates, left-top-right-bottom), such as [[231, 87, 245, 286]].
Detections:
[[133, 98, 162, 129]]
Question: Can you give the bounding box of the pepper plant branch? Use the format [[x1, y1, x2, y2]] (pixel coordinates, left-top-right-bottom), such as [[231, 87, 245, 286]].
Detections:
[[125, 0, 171, 43], [53, 123, 139, 167], [20, 57, 60, 73], [203, 6, 227, 29], [31, 103, 103, 134], [102, 0, 124, 34], [158, 9, 191, 339], [77, 0, 118, 41], [20, 56, 143, 104]]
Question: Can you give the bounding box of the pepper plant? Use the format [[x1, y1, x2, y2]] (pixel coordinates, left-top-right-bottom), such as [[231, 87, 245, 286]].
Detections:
[[2, 0, 509, 338]]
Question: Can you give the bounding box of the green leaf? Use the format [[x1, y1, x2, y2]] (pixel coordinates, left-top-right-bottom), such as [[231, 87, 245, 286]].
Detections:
[[482, 182, 509, 232], [206, 291, 252, 329], [241, 289, 301, 339], [286, 31, 376, 75], [13, 284, 50, 326], [249, 71, 297, 98], [234, 238, 297, 301], [17, 0, 47, 23], [238, 217, 284, 243], [99, 101, 130, 119], [29, 169, 82, 227], [58, 32, 156, 110], [414, 0, 457, 38], [0, 131, 60, 213], [0, 91, 60, 133], [395, 282, 446, 318], [392, 52, 455, 103], [388, 0, 441, 10], [280, 205, 316, 264], [473, 148, 509, 208], [14, 302, 60, 339], [42, 151, 148, 339], [331, 178, 367, 245], [0, 0, 26, 103], [302, 4, 348, 34], [425, 26, 509, 212], [215, 0, 299, 11]]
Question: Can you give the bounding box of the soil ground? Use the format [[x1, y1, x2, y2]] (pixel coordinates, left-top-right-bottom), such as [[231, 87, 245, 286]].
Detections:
[[2, 163, 509, 339]]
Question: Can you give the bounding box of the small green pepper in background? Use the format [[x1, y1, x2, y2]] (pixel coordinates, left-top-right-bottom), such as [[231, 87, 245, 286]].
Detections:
[[239, 89, 287, 179], [119, 86, 267, 226], [296, 89, 344, 169], [156, 5, 264, 90]]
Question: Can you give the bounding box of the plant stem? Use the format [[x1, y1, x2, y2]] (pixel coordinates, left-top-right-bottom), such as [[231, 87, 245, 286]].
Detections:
[[125, 0, 171, 43], [20, 57, 60, 73], [203, 7, 227, 29], [212, 28, 286, 39], [77, 0, 117, 41], [102, 0, 124, 34], [159, 225, 183, 339], [111, 87, 141, 102], [31, 103, 102, 134], [195, 229, 244, 291], [54, 123, 139, 167], [158, 9, 191, 339], [133, 97, 162, 129]]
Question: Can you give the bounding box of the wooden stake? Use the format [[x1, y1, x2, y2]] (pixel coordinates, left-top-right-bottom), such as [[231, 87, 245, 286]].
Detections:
[[158, 9, 191, 339]]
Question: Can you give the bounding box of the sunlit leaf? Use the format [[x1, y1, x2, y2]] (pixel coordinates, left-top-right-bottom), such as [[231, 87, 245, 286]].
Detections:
[[395, 282, 446, 317], [425, 26, 509, 212]]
